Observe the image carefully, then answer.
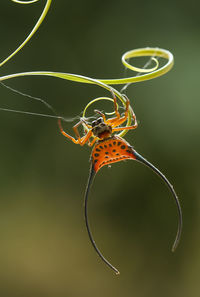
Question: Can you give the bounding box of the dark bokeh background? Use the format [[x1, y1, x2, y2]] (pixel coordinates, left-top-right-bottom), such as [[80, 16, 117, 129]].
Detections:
[[0, 0, 199, 296]]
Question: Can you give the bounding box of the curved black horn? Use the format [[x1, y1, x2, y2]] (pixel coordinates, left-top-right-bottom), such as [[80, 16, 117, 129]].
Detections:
[[133, 150, 182, 251], [84, 165, 120, 275]]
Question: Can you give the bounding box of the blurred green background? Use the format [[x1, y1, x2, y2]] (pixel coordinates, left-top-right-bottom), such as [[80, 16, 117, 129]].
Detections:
[[0, 0, 199, 296]]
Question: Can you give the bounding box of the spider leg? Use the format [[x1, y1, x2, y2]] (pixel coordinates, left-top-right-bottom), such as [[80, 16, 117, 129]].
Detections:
[[79, 129, 93, 146], [87, 136, 98, 147], [107, 97, 138, 130], [72, 120, 84, 138], [58, 118, 92, 146], [111, 90, 120, 119], [94, 109, 106, 123], [81, 118, 92, 130], [94, 92, 120, 124], [113, 97, 131, 126], [112, 123, 138, 132], [73, 120, 94, 145], [105, 97, 129, 127], [58, 118, 79, 144], [113, 99, 138, 131]]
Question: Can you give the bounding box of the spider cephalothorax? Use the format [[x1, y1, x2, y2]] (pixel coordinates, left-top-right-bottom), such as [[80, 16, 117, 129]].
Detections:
[[91, 117, 112, 139], [58, 94, 182, 275]]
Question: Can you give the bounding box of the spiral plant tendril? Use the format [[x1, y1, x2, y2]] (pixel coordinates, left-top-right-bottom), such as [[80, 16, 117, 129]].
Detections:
[[0, 0, 182, 275]]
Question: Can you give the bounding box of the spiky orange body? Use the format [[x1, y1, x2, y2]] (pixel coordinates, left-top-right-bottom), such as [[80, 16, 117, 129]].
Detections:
[[91, 136, 136, 173]]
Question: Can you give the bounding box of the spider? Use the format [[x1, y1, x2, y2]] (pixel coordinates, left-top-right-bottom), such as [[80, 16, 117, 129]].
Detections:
[[58, 95, 182, 275]]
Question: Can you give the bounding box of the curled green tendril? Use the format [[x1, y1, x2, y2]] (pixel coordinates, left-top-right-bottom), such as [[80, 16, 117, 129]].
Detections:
[[82, 97, 119, 118], [11, 0, 39, 4], [0, 0, 174, 137], [100, 47, 174, 85], [122, 55, 159, 73], [0, 0, 52, 67]]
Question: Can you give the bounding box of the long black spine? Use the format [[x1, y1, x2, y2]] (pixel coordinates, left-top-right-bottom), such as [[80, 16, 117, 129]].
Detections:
[[84, 165, 120, 274], [133, 150, 182, 251]]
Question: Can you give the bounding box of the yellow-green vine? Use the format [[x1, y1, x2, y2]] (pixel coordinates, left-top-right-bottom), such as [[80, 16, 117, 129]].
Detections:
[[0, 0, 174, 138]]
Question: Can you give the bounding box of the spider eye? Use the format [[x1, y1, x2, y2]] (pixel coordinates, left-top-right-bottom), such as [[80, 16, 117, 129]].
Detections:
[[92, 120, 96, 127], [92, 117, 103, 127], [96, 117, 103, 124]]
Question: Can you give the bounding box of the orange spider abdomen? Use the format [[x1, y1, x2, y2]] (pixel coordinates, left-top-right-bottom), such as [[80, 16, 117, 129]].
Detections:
[[91, 136, 136, 173]]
